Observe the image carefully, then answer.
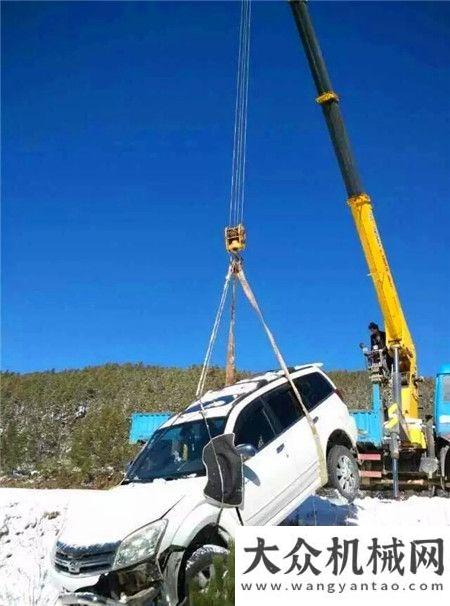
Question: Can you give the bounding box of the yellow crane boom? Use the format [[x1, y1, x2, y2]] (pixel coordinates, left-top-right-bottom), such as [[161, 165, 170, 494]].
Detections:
[[289, 0, 422, 445]]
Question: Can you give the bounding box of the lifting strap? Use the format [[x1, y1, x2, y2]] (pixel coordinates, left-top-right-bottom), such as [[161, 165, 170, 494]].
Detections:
[[234, 261, 328, 485], [196, 259, 328, 487], [196, 265, 233, 400], [225, 277, 237, 386], [195, 266, 236, 512]]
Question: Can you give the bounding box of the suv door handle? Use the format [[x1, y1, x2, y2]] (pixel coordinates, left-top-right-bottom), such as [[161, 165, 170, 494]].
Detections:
[[312, 416, 319, 424], [276, 443, 285, 453]]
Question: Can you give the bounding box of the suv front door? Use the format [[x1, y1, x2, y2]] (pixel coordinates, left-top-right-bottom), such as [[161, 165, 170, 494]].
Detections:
[[262, 383, 319, 503], [232, 398, 299, 525]]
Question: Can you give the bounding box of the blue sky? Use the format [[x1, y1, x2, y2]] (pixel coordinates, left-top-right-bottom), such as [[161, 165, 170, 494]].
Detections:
[[2, 1, 449, 376]]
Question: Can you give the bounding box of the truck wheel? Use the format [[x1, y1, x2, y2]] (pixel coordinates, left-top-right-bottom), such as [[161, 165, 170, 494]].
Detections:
[[327, 445, 360, 501], [184, 544, 229, 602]]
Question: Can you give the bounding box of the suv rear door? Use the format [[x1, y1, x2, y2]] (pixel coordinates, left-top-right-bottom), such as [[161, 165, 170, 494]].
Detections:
[[232, 398, 300, 525], [293, 371, 337, 451], [262, 384, 319, 499]]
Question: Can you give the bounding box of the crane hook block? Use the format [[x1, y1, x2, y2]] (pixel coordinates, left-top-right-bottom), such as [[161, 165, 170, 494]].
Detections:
[[225, 224, 246, 254]]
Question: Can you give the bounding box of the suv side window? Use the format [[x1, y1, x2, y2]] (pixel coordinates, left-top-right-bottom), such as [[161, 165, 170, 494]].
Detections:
[[294, 372, 334, 412], [262, 385, 302, 433], [233, 400, 276, 451]]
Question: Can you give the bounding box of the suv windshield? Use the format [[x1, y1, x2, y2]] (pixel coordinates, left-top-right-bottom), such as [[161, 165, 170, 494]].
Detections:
[[125, 417, 226, 483]]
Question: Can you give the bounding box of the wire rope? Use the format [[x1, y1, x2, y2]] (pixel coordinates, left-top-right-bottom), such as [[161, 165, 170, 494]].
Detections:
[[229, 0, 252, 227]]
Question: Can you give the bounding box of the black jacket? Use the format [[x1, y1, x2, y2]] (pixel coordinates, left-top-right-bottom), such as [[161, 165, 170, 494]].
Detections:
[[370, 330, 386, 350]]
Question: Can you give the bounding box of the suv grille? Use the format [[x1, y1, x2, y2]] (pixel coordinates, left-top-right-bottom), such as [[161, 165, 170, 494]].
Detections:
[[55, 542, 118, 576]]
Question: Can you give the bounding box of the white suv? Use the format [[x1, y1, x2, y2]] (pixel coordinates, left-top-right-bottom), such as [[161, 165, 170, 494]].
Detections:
[[51, 364, 359, 606]]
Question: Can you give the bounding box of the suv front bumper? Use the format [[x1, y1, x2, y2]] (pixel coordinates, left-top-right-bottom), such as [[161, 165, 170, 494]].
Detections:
[[53, 545, 186, 606], [54, 555, 165, 606]]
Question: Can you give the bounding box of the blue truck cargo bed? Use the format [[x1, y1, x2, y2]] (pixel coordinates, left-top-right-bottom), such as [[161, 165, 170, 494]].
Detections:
[[129, 411, 172, 444], [350, 384, 384, 448]]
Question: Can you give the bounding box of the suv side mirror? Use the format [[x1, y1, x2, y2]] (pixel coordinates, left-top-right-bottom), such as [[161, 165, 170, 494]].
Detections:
[[236, 443, 257, 462], [202, 434, 243, 509]]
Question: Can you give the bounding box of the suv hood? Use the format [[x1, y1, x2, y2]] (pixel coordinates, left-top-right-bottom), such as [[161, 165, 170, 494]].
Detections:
[[58, 478, 204, 548]]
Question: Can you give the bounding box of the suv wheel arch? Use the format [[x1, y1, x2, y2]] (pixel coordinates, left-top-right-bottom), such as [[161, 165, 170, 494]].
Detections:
[[176, 524, 230, 603], [326, 429, 356, 455]]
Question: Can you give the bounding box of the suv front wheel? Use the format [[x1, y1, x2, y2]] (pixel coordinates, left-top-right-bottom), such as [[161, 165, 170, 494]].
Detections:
[[184, 544, 229, 604], [327, 444, 360, 501]]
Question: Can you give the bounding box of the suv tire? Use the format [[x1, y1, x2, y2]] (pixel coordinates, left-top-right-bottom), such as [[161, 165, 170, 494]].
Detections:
[[184, 544, 229, 604], [327, 444, 359, 501]]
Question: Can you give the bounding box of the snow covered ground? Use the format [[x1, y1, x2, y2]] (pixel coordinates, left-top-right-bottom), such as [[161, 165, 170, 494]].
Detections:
[[0, 487, 449, 605], [0, 489, 87, 606]]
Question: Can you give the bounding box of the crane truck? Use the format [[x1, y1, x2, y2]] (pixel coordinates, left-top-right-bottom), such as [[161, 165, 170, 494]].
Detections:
[[289, 0, 450, 497]]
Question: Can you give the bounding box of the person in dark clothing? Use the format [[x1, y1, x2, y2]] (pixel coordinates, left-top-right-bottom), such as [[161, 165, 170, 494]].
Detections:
[[368, 321, 392, 372], [369, 322, 386, 350]]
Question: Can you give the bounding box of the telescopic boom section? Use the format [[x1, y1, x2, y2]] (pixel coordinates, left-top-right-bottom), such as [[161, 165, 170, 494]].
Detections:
[[289, 0, 419, 422]]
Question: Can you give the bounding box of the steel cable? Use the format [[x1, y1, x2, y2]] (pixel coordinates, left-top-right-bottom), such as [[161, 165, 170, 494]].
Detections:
[[229, 0, 252, 227]]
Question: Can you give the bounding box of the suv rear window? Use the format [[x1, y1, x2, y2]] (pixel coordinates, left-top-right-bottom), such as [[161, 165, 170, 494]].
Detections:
[[263, 386, 302, 432], [294, 372, 334, 412]]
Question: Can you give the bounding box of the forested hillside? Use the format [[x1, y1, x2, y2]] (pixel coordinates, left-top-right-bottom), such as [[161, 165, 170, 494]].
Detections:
[[0, 364, 434, 487]]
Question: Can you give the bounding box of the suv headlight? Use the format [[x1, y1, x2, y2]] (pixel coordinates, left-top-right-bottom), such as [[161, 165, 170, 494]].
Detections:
[[113, 519, 167, 571]]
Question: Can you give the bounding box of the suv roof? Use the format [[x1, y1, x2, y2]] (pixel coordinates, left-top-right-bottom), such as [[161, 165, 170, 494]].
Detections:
[[163, 363, 325, 426]]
